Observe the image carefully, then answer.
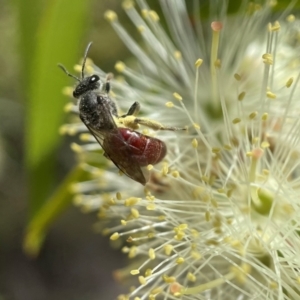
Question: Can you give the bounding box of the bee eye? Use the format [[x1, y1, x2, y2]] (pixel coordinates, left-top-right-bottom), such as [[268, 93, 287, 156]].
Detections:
[[89, 75, 100, 83]]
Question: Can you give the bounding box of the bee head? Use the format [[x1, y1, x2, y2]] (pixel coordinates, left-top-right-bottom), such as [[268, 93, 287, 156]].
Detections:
[[73, 75, 100, 98]]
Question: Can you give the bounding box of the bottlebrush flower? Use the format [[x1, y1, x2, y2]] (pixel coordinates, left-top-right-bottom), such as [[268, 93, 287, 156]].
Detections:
[[61, 0, 300, 299]]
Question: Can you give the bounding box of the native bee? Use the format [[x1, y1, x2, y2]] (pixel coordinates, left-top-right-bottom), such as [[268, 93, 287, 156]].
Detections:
[[59, 42, 183, 185]]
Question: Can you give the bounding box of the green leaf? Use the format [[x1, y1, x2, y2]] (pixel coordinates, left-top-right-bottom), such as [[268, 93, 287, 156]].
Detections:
[[19, 0, 91, 215], [23, 165, 89, 257]]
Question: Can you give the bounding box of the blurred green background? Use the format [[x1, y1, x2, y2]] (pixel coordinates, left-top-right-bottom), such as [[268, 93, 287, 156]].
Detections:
[[0, 0, 139, 299], [1, 0, 297, 299]]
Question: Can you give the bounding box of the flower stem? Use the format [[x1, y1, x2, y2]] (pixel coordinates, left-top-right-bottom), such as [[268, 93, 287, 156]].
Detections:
[[210, 22, 222, 113], [180, 271, 236, 295]]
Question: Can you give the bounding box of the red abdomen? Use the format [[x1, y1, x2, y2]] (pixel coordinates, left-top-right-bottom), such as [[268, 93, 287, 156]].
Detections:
[[119, 128, 167, 166]]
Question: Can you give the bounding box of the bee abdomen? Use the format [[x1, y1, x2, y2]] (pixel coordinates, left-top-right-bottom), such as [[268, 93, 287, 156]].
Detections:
[[120, 128, 167, 166]]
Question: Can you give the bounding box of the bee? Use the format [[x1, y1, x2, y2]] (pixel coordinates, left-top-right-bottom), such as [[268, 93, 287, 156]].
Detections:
[[59, 42, 183, 185]]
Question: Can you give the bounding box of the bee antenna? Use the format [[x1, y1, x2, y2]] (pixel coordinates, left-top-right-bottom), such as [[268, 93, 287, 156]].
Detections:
[[58, 64, 80, 82], [82, 41, 93, 80]]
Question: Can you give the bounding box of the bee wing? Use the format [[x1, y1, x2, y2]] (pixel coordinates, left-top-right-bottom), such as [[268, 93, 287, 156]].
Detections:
[[85, 125, 147, 185]]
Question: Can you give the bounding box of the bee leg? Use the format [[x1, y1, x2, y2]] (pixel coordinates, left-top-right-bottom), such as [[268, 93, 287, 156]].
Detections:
[[104, 73, 114, 93], [118, 115, 140, 130], [133, 117, 186, 131], [119, 102, 186, 131], [120, 102, 140, 118]]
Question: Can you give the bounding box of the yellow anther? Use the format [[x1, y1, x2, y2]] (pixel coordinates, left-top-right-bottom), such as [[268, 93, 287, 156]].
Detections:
[[173, 92, 182, 101], [214, 59, 221, 68], [101, 228, 111, 236], [124, 197, 141, 206], [108, 198, 116, 205], [149, 10, 159, 21], [149, 248, 155, 260], [58, 125, 68, 135], [146, 195, 155, 201], [286, 77, 293, 88], [128, 246, 137, 258], [193, 123, 200, 129], [130, 269, 140, 275], [122, 0, 134, 10], [146, 203, 156, 210], [116, 192, 122, 200], [146, 232, 154, 239], [212, 147, 221, 153], [261, 113, 268, 121], [138, 276, 146, 285], [179, 224, 188, 230], [70, 143, 83, 153], [137, 25, 145, 33], [191, 251, 202, 260], [287, 14, 295, 22], [192, 138, 198, 148], [164, 244, 173, 256], [269, 281, 278, 289], [79, 133, 91, 142], [141, 9, 148, 18], [187, 272, 196, 282], [65, 125, 79, 136], [110, 232, 120, 240], [174, 51, 182, 59], [261, 141, 270, 148], [266, 91, 276, 99], [176, 257, 184, 264], [62, 86, 74, 97], [74, 64, 82, 73], [165, 101, 174, 107], [271, 21, 280, 31], [121, 246, 129, 253], [174, 231, 185, 240], [147, 164, 153, 170], [162, 165, 169, 176], [171, 171, 180, 178], [84, 63, 94, 74], [121, 220, 127, 225], [211, 198, 218, 208], [163, 275, 176, 283], [252, 136, 259, 144], [195, 59, 203, 68], [115, 61, 126, 73], [63, 102, 75, 113], [234, 73, 241, 81], [206, 239, 219, 246], [104, 10, 118, 22], [145, 269, 152, 277], [262, 169, 269, 176], [249, 111, 257, 119], [231, 263, 251, 284], [191, 229, 199, 238], [262, 53, 273, 65], [223, 144, 232, 150], [232, 118, 241, 124], [131, 208, 139, 218], [238, 91, 246, 101]]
